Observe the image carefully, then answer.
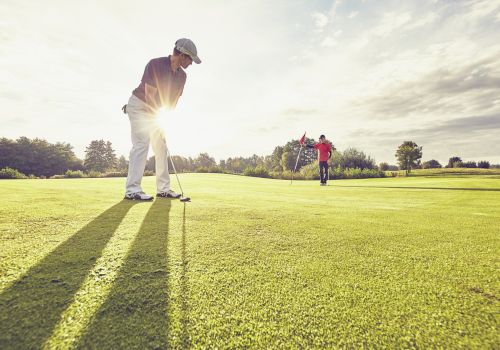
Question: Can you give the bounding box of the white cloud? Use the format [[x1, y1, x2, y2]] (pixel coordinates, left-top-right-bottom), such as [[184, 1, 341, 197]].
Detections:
[[328, 0, 343, 19], [348, 11, 359, 19], [321, 36, 337, 47], [405, 12, 438, 30], [372, 11, 412, 37], [311, 12, 329, 32], [464, 0, 500, 22]]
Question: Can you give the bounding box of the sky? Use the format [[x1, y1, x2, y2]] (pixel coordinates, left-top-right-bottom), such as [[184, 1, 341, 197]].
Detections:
[[1, 0, 500, 164]]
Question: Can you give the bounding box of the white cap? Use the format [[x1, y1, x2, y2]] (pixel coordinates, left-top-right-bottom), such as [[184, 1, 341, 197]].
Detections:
[[175, 38, 201, 64]]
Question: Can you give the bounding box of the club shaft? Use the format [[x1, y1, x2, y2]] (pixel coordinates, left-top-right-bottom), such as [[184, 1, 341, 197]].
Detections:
[[167, 148, 184, 197]]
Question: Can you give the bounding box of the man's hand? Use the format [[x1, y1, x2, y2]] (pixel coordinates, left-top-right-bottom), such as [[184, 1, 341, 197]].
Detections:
[[122, 104, 127, 114]]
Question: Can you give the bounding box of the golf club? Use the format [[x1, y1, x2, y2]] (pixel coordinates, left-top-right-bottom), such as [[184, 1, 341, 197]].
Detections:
[[167, 148, 191, 202]]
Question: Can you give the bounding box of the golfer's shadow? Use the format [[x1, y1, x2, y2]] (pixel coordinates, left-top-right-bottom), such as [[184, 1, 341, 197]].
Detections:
[[78, 199, 172, 349], [0, 200, 140, 350]]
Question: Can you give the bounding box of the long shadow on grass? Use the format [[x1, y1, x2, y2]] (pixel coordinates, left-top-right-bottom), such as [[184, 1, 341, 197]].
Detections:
[[0, 200, 139, 350], [77, 199, 172, 349], [336, 185, 500, 192]]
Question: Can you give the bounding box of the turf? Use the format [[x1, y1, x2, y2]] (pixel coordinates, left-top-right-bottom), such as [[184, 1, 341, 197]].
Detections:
[[0, 174, 499, 349], [387, 167, 500, 177]]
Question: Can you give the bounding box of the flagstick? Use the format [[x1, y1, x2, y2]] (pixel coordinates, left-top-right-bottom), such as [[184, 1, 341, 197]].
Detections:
[[290, 145, 303, 185]]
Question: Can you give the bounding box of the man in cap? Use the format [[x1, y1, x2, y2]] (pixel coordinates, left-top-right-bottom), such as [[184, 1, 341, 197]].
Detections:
[[305, 135, 333, 186], [123, 38, 201, 200]]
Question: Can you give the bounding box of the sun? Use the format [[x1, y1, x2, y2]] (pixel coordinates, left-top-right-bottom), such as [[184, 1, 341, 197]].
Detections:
[[154, 107, 169, 136]]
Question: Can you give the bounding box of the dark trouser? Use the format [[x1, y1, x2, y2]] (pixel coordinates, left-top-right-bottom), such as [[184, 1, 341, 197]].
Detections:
[[319, 161, 329, 184]]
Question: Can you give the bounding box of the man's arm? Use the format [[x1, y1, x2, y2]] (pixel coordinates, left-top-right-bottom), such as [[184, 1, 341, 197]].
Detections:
[[304, 142, 317, 149]]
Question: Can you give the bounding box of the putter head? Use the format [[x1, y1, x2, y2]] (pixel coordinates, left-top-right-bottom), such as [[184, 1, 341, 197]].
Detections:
[[180, 197, 191, 202]]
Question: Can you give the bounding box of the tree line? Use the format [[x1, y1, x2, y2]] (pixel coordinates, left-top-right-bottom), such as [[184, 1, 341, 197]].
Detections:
[[0, 136, 497, 179], [393, 141, 492, 175]]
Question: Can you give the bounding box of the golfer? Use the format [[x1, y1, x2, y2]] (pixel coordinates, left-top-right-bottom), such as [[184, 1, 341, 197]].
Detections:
[[305, 135, 332, 186], [123, 38, 201, 200]]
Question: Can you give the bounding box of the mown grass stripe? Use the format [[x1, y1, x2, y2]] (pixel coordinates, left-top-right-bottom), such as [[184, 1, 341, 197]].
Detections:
[[43, 202, 150, 349]]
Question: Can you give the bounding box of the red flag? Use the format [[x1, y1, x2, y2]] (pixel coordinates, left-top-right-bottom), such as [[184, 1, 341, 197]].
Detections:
[[299, 132, 306, 145]]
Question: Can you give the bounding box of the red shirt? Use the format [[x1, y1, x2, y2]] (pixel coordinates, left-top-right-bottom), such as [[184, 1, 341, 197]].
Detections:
[[314, 143, 332, 161]]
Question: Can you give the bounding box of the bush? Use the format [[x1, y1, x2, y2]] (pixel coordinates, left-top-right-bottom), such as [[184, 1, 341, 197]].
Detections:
[[447, 157, 462, 168], [195, 166, 208, 173], [50, 174, 65, 179], [422, 160, 442, 169], [0, 167, 27, 179], [462, 161, 477, 168], [207, 166, 223, 173], [330, 167, 385, 179], [243, 167, 254, 176], [477, 161, 490, 169], [269, 170, 305, 180], [102, 171, 128, 177], [379, 162, 389, 171], [336, 148, 376, 170], [86, 170, 103, 178], [267, 166, 384, 180], [194, 166, 223, 173], [65, 170, 86, 178], [244, 165, 270, 178], [299, 162, 320, 180], [144, 170, 155, 176]]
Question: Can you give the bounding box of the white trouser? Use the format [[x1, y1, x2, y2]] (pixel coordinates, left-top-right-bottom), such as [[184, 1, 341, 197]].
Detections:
[[125, 95, 171, 195]]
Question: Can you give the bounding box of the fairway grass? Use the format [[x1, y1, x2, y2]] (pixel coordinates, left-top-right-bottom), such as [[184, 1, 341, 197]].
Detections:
[[0, 174, 499, 348]]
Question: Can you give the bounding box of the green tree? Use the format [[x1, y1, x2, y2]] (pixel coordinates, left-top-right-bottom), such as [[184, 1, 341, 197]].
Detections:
[[395, 141, 422, 175], [478, 160, 490, 169], [194, 153, 216, 168], [281, 138, 318, 171], [219, 159, 226, 170], [170, 155, 192, 172], [281, 151, 294, 171], [84, 140, 116, 172], [379, 162, 389, 171], [117, 155, 128, 172], [270, 146, 284, 171], [340, 148, 376, 169], [145, 156, 155, 172], [461, 161, 477, 168], [329, 150, 343, 169], [105, 141, 117, 170], [446, 156, 462, 168], [422, 159, 442, 169], [0, 137, 82, 177]]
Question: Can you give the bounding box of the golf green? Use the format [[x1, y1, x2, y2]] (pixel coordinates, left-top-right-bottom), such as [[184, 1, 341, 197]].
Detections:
[[1, 174, 499, 348]]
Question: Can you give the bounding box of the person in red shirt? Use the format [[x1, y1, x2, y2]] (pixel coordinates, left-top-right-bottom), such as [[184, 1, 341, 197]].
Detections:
[[305, 135, 333, 186]]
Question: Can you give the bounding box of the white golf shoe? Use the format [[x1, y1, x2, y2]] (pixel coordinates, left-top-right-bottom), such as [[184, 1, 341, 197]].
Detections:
[[124, 191, 154, 201], [156, 190, 181, 199]]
